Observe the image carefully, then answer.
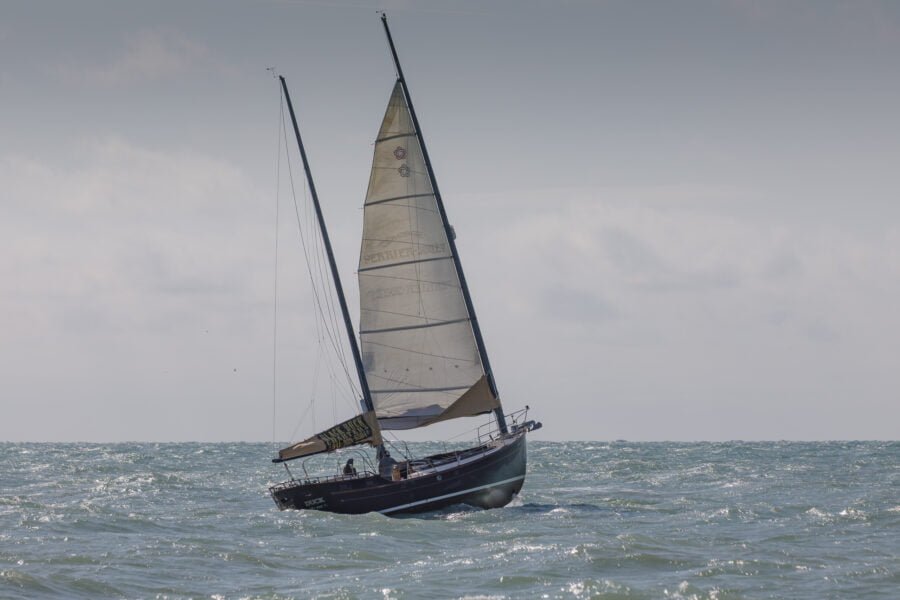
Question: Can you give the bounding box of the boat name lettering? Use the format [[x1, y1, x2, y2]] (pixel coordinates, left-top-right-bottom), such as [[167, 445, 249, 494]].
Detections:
[[363, 243, 446, 266], [366, 281, 453, 301]]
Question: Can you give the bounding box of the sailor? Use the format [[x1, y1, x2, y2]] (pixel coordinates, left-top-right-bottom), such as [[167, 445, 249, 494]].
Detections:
[[378, 450, 398, 478], [342, 458, 357, 476]]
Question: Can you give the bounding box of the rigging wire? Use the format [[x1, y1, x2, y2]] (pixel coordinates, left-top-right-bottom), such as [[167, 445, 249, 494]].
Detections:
[[286, 343, 325, 444], [272, 75, 360, 447], [280, 109, 351, 390], [308, 180, 361, 410], [307, 164, 360, 411], [278, 99, 362, 412]]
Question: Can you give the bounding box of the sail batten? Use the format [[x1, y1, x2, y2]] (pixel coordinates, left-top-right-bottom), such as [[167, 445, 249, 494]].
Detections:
[[358, 255, 450, 273], [364, 343, 477, 362], [372, 385, 470, 393], [360, 317, 469, 335], [358, 81, 499, 430], [365, 192, 433, 207], [360, 273, 459, 285], [377, 132, 417, 142]]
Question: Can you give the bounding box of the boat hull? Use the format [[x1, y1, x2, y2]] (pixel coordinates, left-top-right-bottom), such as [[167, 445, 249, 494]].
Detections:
[[270, 432, 527, 515]]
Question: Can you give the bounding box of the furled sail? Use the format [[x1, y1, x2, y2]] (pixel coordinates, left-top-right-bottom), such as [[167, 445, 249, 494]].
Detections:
[[358, 82, 500, 430], [276, 412, 382, 461]]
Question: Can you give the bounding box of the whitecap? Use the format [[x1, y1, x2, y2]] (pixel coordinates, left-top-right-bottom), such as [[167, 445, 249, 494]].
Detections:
[[721, 480, 746, 488], [804, 507, 832, 520], [838, 507, 867, 520]]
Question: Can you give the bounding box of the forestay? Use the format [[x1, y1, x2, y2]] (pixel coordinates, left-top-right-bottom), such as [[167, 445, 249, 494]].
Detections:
[[358, 82, 499, 430]]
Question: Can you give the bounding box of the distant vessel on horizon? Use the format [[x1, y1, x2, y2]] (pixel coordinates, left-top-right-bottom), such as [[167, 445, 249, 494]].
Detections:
[[268, 13, 541, 516]]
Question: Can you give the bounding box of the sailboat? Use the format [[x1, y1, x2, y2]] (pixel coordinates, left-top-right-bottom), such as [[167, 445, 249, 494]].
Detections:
[[269, 14, 541, 515]]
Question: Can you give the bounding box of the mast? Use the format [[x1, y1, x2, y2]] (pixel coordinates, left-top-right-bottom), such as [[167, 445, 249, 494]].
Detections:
[[279, 76, 378, 421], [379, 14, 508, 434]]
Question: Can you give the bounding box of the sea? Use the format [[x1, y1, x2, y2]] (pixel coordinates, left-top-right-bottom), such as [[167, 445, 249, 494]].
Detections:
[[1, 441, 897, 599]]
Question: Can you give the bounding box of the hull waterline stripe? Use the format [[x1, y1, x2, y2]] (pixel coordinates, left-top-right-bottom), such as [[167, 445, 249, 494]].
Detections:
[[379, 475, 525, 514]]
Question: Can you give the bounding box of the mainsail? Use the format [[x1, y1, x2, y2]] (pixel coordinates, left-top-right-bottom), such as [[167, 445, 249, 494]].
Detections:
[[358, 82, 500, 430]]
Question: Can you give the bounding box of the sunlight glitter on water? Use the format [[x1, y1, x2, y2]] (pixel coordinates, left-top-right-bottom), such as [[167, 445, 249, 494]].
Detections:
[[0, 441, 897, 599]]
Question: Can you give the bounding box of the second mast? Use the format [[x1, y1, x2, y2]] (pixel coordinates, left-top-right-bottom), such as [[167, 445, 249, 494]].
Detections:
[[279, 76, 377, 419]]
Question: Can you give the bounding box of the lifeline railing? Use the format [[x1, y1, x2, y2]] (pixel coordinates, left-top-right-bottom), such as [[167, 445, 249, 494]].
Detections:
[[403, 406, 535, 475], [475, 406, 531, 446]]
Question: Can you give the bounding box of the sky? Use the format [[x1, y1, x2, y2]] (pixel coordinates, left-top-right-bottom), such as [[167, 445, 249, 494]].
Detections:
[[2, 0, 899, 442]]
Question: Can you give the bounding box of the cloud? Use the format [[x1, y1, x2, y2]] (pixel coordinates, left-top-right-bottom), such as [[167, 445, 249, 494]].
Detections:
[[1, 137, 269, 340], [57, 29, 214, 85], [3, 156, 898, 440], [0, 135, 368, 441], [728, 0, 900, 46], [539, 285, 617, 324], [452, 185, 900, 438]]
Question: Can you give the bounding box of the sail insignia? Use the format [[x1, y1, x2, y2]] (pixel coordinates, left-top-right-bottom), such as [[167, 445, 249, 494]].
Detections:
[[358, 82, 499, 430]]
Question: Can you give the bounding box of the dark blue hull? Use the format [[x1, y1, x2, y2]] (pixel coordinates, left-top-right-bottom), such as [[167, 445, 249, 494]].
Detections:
[[270, 432, 528, 515]]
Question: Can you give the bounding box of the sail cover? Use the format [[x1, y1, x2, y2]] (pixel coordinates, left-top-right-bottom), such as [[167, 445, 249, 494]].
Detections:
[[276, 412, 383, 461], [358, 81, 500, 430]]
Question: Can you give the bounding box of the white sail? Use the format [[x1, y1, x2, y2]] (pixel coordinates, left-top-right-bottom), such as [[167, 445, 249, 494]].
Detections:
[[358, 82, 499, 430]]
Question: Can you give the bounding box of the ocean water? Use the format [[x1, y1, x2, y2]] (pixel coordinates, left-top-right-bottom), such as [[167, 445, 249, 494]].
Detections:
[[1, 441, 897, 599]]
